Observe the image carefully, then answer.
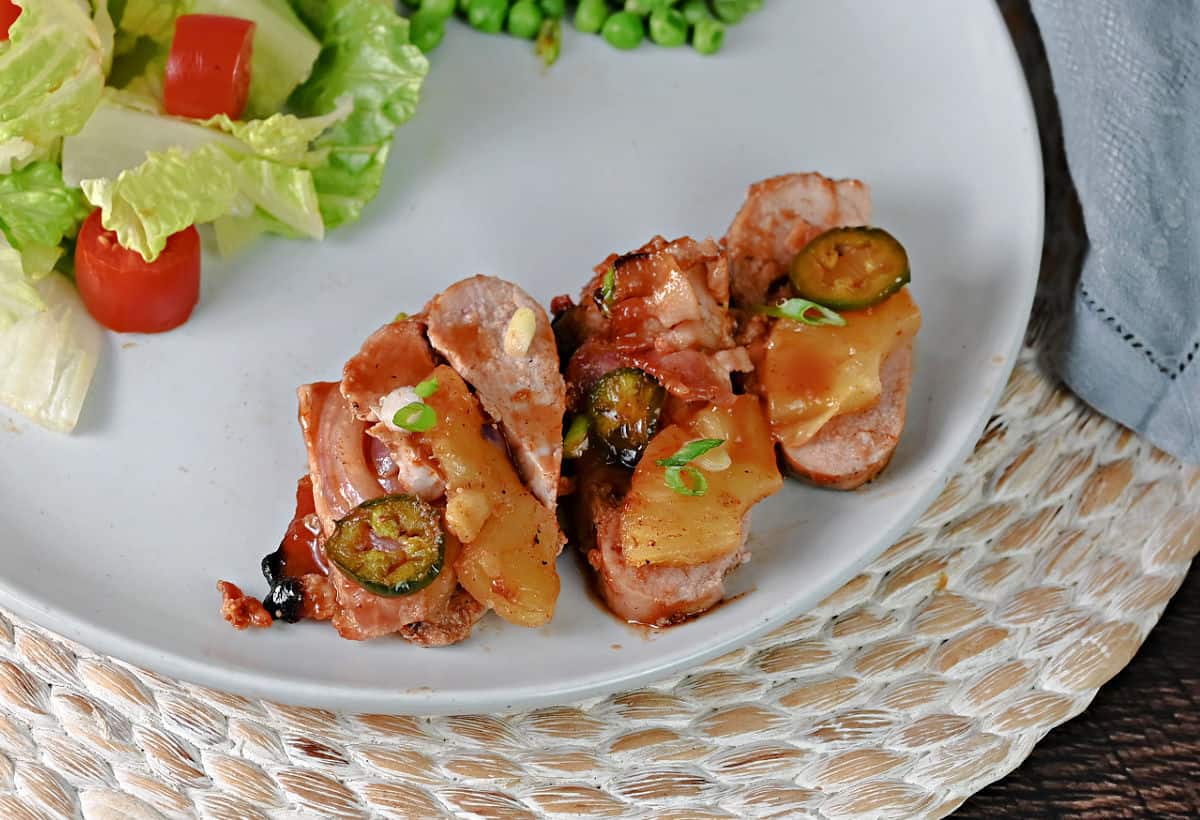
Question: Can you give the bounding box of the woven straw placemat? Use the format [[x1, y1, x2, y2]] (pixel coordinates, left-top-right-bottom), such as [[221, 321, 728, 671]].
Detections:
[[0, 304, 1197, 820]]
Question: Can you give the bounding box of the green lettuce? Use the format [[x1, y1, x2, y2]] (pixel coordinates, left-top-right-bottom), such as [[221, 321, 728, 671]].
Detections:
[[0, 162, 90, 277], [110, 0, 186, 46], [289, 0, 428, 229], [0, 0, 106, 159], [68, 98, 353, 259], [82, 144, 243, 261], [0, 271, 102, 433], [63, 99, 243, 186], [200, 100, 351, 165], [0, 163, 91, 251], [0, 238, 43, 328], [236, 159, 323, 240]]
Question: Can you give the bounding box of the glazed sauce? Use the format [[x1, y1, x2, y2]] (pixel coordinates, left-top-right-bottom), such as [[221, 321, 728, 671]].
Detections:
[[761, 289, 921, 447], [277, 475, 328, 577]]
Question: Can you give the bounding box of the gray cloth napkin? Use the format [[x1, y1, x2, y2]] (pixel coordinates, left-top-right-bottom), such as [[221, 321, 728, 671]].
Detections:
[[1032, 0, 1200, 463]]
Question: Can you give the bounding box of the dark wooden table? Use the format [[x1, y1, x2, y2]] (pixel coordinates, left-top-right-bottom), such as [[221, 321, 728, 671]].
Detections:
[[958, 4, 1200, 817]]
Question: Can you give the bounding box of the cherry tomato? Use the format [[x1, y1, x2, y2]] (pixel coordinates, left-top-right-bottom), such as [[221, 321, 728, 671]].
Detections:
[[0, 0, 21, 40], [163, 15, 256, 120], [75, 209, 202, 334]]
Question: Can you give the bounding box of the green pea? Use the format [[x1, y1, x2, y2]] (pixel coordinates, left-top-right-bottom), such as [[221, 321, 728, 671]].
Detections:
[[574, 0, 609, 33], [710, 0, 746, 24], [602, 10, 644, 49], [420, 0, 457, 19], [468, 0, 508, 33], [538, 0, 566, 19], [507, 0, 543, 38], [648, 7, 687, 46], [679, 0, 709, 25], [409, 9, 447, 52], [692, 16, 724, 54]]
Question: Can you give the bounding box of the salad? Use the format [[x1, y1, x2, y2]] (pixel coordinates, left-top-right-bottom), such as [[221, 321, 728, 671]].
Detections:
[[0, 0, 428, 432]]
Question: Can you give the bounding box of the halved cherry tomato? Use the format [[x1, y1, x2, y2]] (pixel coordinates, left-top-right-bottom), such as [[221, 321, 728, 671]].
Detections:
[[164, 15, 256, 120], [0, 0, 21, 40], [75, 209, 202, 334]]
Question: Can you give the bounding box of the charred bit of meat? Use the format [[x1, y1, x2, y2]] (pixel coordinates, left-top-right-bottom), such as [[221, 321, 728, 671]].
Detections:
[[218, 581, 273, 630]]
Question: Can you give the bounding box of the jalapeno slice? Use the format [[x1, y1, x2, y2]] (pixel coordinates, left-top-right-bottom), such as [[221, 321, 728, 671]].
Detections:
[[789, 227, 911, 310], [587, 367, 666, 468], [325, 495, 445, 596]]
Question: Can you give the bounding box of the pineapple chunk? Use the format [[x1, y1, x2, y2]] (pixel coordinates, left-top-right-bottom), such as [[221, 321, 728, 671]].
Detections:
[[420, 367, 562, 627], [621, 395, 783, 566]]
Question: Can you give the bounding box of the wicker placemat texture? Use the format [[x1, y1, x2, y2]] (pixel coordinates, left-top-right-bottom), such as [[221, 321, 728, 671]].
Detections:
[[0, 331, 1196, 819]]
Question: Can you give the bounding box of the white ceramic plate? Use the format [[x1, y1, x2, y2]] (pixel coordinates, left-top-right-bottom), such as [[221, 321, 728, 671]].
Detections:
[[0, 0, 1041, 713]]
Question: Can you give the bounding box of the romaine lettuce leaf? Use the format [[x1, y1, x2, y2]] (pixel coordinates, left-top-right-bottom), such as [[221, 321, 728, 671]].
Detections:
[[0, 238, 43, 328], [0, 272, 102, 433], [0, 0, 106, 156], [62, 100, 244, 187], [93, 0, 115, 75], [200, 100, 351, 165], [0, 162, 91, 250], [235, 158, 323, 240], [110, 0, 185, 45], [81, 144, 244, 262], [191, 0, 323, 119], [289, 0, 428, 229]]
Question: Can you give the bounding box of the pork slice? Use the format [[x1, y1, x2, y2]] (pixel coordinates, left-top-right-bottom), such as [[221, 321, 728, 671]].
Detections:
[[399, 587, 488, 647], [780, 343, 914, 490], [725, 173, 872, 306], [424, 275, 566, 510], [328, 532, 468, 642], [576, 459, 745, 627], [298, 373, 464, 641]]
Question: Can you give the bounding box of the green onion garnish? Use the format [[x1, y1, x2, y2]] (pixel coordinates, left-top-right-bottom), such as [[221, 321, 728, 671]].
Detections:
[[663, 465, 708, 497], [535, 18, 561, 68], [414, 376, 439, 399], [754, 298, 846, 327], [393, 311, 409, 323], [563, 414, 590, 459], [598, 266, 617, 314], [656, 438, 725, 468], [655, 438, 725, 496], [393, 402, 437, 432]]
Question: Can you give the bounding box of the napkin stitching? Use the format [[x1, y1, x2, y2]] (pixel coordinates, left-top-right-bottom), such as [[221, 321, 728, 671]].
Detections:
[[1079, 286, 1199, 381]]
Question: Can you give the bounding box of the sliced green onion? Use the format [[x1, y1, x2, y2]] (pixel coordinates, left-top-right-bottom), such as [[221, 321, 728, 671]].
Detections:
[[393, 401, 437, 432], [656, 438, 725, 496], [414, 376, 439, 398], [598, 266, 617, 313], [663, 465, 708, 497], [655, 438, 725, 468], [563, 414, 590, 459], [535, 18, 561, 67], [754, 298, 846, 327], [393, 311, 409, 323]]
